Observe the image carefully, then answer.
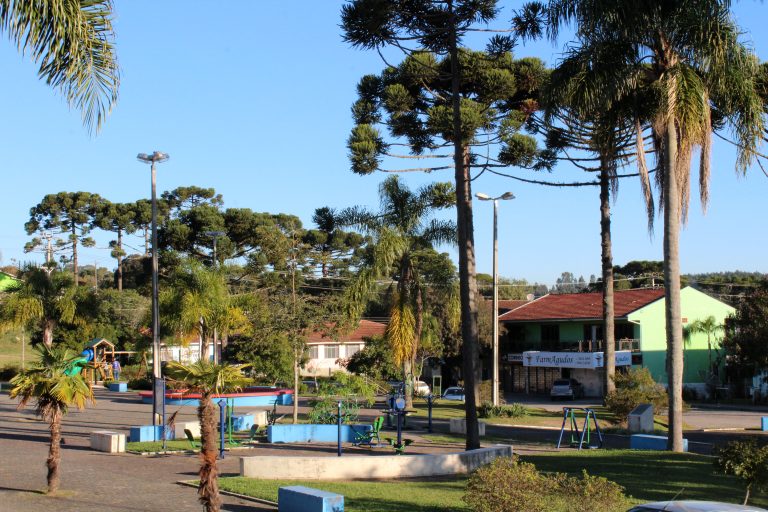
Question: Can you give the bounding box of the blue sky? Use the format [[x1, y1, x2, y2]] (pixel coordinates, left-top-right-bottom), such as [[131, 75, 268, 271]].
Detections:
[[0, 1, 766, 286]]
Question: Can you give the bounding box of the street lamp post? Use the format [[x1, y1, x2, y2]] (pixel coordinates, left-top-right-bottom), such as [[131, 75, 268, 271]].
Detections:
[[476, 191, 515, 407], [137, 151, 169, 427]]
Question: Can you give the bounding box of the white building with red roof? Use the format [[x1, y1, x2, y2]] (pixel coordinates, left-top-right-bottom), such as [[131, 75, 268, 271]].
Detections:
[[303, 319, 387, 377]]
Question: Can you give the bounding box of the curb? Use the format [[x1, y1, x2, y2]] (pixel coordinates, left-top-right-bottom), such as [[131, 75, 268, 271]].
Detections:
[[177, 480, 278, 508]]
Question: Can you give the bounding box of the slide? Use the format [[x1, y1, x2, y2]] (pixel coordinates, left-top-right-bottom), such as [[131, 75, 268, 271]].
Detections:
[[64, 348, 94, 376]]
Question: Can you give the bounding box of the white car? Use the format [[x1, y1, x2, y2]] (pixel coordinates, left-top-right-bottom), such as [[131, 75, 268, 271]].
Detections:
[[627, 501, 767, 511], [442, 386, 465, 402], [414, 380, 431, 396]]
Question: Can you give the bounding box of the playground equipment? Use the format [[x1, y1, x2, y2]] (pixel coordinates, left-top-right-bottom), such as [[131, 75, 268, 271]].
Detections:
[[70, 338, 118, 383], [556, 407, 604, 450]]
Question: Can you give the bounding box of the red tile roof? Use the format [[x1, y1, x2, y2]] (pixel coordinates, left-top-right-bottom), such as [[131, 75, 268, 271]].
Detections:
[[498, 288, 666, 322], [498, 299, 529, 311], [306, 319, 387, 344]]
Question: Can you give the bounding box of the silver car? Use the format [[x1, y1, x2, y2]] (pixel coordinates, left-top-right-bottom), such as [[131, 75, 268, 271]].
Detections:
[[442, 386, 465, 402], [628, 501, 767, 511], [550, 378, 584, 400]]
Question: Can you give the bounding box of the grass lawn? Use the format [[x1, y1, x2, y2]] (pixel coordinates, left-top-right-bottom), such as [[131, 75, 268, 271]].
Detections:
[[0, 328, 32, 368], [126, 438, 252, 453], [218, 449, 766, 511], [218, 476, 470, 512]]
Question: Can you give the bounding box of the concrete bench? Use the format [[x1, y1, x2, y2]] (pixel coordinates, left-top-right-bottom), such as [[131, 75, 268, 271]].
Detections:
[[630, 434, 688, 452], [278, 485, 344, 512], [91, 430, 125, 453], [174, 421, 200, 439], [243, 409, 269, 426], [107, 382, 128, 392], [130, 425, 174, 443], [449, 418, 485, 436]]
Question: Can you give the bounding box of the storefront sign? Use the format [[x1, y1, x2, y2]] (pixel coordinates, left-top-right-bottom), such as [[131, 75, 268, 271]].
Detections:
[[522, 350, 633, 369], [503, 353, 523, 363]]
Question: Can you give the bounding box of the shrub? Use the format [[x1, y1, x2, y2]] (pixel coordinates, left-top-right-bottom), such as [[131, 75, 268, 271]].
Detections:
[[604, 367, 667, 423], [715, 439, 768, 505], [478, 379, 502, 403], [477, 401, 529, 419], [464, 457, 628, 512], [127, 376, 152, 390], [0, 363, 21, 381]]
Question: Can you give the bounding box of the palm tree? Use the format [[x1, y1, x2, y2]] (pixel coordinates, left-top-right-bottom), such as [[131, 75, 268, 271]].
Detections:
[[0, 267, 83, 348], [9, 345, 94, 494], [164, 360, 248, 512], [0, 0, 120, 133], [531, 0, 765, 452], [684, 315, 725, 377], [342, 176, 455, 408], [161, 259, 235, 363]]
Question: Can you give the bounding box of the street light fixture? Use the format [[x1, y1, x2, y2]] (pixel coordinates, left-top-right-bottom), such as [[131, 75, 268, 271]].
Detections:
[[137, 151, 169, 429], [475, 191, 515, 406]]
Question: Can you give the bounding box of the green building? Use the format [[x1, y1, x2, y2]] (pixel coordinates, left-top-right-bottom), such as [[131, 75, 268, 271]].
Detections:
[[498, 287, 734, 397]]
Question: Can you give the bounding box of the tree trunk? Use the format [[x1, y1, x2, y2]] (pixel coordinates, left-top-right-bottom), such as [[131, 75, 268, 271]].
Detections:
[[198, 395, 221, 512], [117, 228, 123, 292], [744, 484, 751, 506], [200, 321, 208, 362], [663, 118, 685, 452], [46, 407, 62, 493], [403, 358, 414, 410], [144, 228, 150, 256], [293, 349, 299, 424], [449, 0, 481, 451], [72, 225, 79, 285], [42, 319, 55, 348], [599, 165, 616, 396]]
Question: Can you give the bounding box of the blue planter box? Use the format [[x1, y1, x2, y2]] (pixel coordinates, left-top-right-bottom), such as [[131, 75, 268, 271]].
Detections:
[[130, 425, 174, 443], [761, 417, 768, 431], [630, 434, 687, 452], [278, 486, 344, 512], [230, 414, 254, 432], [108, 382, 127, 392], [268, 424, 372, 444]]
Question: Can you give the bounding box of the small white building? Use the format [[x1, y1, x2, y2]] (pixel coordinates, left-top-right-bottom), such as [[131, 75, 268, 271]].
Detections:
[[303, 320, 387, 377]]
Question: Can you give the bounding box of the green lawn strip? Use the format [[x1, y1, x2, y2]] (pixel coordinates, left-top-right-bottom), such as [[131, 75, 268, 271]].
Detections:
[[0, 328, 30, 367], [126, 439, 247, 452], [520, 449, 766, 507], [217, 477, 470, 512]]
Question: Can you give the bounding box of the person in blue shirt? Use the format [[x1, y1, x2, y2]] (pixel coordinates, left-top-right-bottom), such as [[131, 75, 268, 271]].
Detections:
[[112, 359, 121, 381]]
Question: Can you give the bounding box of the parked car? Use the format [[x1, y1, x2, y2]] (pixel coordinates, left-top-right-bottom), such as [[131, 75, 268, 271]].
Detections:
[[442, 386, 465, 402], [550, 378, 584, 400], [627, 501, 767, 511], [388, 380, 431, 396]]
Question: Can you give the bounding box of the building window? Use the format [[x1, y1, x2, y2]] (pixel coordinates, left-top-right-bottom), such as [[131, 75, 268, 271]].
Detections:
[[324, 344, 339, 359], [309, 345, 319, 359], [346, 344, 362, 358]]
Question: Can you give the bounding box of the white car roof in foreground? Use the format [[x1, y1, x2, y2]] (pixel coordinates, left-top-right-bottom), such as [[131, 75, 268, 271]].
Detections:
[[632, 501, 767, 512]]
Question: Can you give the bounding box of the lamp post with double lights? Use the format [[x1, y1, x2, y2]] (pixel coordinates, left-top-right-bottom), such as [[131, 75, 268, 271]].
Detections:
[[137, 151, 169, 428], [475, 191, 515, 406]]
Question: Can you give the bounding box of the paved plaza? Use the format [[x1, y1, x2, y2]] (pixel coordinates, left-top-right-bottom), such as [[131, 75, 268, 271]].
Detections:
[[1, 388, 767, 511]]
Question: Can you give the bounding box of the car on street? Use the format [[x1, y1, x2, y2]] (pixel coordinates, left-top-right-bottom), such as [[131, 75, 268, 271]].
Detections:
[[388, 380, 431, 396], [550, 378, 584, 400], [627, 501, 767, 511], [442, 386, 465, 402]]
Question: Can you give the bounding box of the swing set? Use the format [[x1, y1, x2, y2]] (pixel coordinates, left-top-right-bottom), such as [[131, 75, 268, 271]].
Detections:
[[556, 407, 604, 450]]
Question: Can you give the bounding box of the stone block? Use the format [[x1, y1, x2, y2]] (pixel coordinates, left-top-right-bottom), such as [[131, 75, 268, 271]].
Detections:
[[174, 421, 200, 439], [630, 434, 688, 452], [278, 485, 344, 512], [90, 430, 125, 453], [244, 409, 269, 426], [449, 418, 485, 436], [107, 382, 128, 392]]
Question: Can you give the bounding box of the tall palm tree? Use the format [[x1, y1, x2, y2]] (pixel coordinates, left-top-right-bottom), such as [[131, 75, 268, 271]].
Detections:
[[0, 0, 120, 133], [342, 176, 455, 408], [10, 345, 94, 494], [164, 360, 248, 512], [531, 0, 765, 452], [0, 267, 83, 348], [161, 259, 235, 362], [683, 315, 725, 377]]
